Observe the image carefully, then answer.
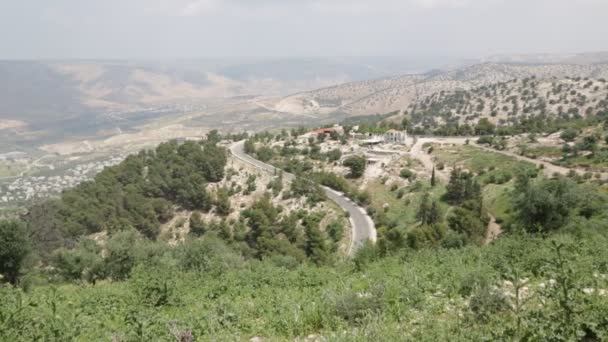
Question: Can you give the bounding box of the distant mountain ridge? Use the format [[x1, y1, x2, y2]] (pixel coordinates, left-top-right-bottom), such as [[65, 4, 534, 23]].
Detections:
[[271, 62, 608, 120]]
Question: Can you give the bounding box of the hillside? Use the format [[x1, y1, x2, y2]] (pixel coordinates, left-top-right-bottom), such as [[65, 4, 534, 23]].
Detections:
[[404, 76, 608, 130], [272, 63, 608, 119], [2, 127, 608, 341]]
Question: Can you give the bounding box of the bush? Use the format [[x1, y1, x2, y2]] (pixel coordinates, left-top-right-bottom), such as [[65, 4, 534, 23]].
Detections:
[[343, 156, 366, 178], [51, 239, 104, 283], [396, 189, 405, 199], [468, 284, 510, 323], [331, 285, 385, 324], [130, 264, 176, 307], [176, 235, 244, 274], [560, 128, 578, 142], [0, 220, 31, 284], [399, 168, 416, 180]]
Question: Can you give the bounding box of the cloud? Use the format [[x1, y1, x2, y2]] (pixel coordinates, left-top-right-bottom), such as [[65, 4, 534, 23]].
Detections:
[[412, 0, 473, 8], [180, 0, 221, 16]]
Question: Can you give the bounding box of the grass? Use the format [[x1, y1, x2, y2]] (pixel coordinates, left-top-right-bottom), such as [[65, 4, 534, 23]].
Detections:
[[483, 183, 513, 222], [365, 179, 447, 231], [523, 145, 563, 159], [432, 145, 533, 173]]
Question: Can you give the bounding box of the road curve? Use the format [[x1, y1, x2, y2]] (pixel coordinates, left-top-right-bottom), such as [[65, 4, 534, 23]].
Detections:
[[230, 140, 376, 256]]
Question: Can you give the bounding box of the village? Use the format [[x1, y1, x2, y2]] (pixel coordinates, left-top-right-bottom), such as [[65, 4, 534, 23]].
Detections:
[[0, 154, 126, 207]]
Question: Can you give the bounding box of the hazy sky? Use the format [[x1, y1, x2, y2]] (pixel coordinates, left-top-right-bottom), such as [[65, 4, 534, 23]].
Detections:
[[0, 0, 606, 59]]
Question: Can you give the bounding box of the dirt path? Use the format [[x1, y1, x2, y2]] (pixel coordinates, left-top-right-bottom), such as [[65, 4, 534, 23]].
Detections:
[[408, 137, 505, 244], [485, 215, 502, 245], [408, 137, 470, 182]]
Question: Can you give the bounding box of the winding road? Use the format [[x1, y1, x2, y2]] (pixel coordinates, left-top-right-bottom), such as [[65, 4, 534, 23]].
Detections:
[[230, 140, 377, 256]]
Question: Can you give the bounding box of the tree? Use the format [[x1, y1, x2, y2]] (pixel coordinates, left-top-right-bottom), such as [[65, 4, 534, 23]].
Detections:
[[303, 216, 329, 265], [189, 212, 206, 237], [343, 156, 366, 178], [560, 128, 578, 142], [416, 193, 440, 225], [104, 229, 141, 281], [512, 177, 578, 233], [0, 220, 31, 284], [447, 207, 486, 245], [256, 146, 275, 162], [431, 167, 437, 187], [215, 187, 231, 216], [475, 118, 495, 135], [244, 139, 256, 154], [444, 169, 481, 205]]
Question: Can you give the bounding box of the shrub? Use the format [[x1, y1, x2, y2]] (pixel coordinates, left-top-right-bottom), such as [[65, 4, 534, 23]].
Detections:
[[0, 220, 31, 284], [130, 264, 175, 307], [468, 284, 510, 323], [343, 156, 367, 178], [331, 285, 385, 324], [399, 168, 416, 180], [560, 128, 578, 142]]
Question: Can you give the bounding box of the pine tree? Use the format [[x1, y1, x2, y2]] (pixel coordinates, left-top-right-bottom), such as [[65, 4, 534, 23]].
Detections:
[[417, 193, 441, 226], [428, 201, 441, 225], [431, 166, 437, 187], [304, 216, 329, 265], [417, 193, 431, 225]]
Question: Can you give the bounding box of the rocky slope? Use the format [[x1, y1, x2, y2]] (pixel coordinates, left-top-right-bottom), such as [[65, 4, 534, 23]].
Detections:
[[272, 62, 608, 119]]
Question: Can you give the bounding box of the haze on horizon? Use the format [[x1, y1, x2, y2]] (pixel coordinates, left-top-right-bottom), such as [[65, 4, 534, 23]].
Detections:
[[0, 0, 607, 60]]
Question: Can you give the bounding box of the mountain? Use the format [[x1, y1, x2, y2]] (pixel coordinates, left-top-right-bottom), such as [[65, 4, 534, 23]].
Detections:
[[402, 75, 608, 131], [270, 62, 608, 120]]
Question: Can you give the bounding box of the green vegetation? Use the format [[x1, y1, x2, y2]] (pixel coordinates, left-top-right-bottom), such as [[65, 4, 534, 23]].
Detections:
[[3, 117, 608, 340], [2, 224, 608, 340], [343, 155, 366, 178], [0, 220, 30, 284]]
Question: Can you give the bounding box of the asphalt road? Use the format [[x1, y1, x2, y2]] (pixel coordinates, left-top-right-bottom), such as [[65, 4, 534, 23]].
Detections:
[[230, 140, 376, 256]]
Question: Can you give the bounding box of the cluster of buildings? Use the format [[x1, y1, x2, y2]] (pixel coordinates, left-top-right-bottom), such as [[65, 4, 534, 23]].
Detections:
[[0, 155, 126, 206], [302, 124, 408, 146]]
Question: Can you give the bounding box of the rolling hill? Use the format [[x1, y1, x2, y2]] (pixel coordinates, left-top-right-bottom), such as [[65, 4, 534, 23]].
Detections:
[[271, 62, 608, 120]]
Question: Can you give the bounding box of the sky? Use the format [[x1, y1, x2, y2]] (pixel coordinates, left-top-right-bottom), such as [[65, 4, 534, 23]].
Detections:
[[0, 0, 606, 59]]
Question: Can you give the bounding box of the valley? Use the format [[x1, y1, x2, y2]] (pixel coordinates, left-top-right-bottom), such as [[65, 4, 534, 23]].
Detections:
[[2, 56, 608, 341]]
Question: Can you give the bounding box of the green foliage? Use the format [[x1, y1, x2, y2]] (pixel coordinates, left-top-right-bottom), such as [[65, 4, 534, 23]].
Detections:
[[256, 145, 275, 162], [130, 264, 175, 307], [303, 215, 330, 265], [0, 220, 31, 284], [399, 168, 416, 180], [416, 193, 441, 226], [443, 168, 481, 205], [104, 229, 141, 281], [475, 118, 496, 135], [189, 212, 206, 237], [289, 177, 327, 205], [326, 148, 342, 162], [512, 175, 580, 233], [267, 173, 284, 196], [51, 239, 104, 283], [2, 226, 608, 340], [560, 128, 578, 142], [448, 207, 487, 245], [343, 155, 366, 178], [33, 140, 227, 240], [214, 187, 232, 216]]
